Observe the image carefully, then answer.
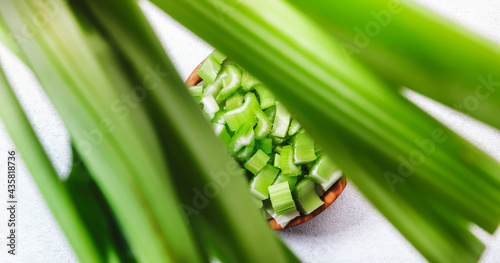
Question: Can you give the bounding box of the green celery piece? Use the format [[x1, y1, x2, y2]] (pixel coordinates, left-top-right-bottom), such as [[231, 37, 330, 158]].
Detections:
[[320, 170, 343, 191], [212, 110, 227, 125], [198, 54, 221, 84], [292, 179, 324, 215], [151, 1, 500, 261], [201, 95, 219, 119], [273, 173, 299, 191], [211, 49, 227, 64], [264, 105, 276, 122], [273, 153, 280, 168], [255, 138, 273, 155], [293, 131, 317, 164], [279, 145, 301, 176], [269, 182, 297, 215], [308, 156, 339, 184], [228, 123, 255, 154], [234, 140, 256, 162], [188, 84, 203, 102], [224, 92, 259, 131], [254, 108, 273, 139], [290, 0, 500, 131], [241, 70, 260, 91], [288, 119, 301, 136], [203, 70, 225, 98], [250, 164, 280, 200], [254, 84, 276, 109], [270, 101, 290, 138], [213, 123, 232, 146], [217, 65, 242, 102], [274, 146, 283, 154], [245, 150, 271, 175], [225, 93, 244, 110], [263, 201, 299, 228]]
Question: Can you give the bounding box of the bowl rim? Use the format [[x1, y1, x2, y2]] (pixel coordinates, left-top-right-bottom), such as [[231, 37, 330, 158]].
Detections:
[[185, 59, 348, 230]]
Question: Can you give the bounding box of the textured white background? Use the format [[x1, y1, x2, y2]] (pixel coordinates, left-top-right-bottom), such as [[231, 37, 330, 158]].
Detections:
[[1, 0, 500, 262]]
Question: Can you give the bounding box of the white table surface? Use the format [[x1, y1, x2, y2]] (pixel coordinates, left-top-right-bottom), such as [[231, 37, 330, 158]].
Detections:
[[1, 0, 500, 262]]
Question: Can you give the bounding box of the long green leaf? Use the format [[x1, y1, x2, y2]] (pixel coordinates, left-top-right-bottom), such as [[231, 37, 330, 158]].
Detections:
[[0, 62, 100, 262], [0, 1, 201, 262], [150, 0, 500, 261], [288, 0, 500, 131]]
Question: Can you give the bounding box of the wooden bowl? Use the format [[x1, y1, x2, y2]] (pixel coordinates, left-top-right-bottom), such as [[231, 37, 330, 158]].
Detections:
[[186, 60, 347, 230]]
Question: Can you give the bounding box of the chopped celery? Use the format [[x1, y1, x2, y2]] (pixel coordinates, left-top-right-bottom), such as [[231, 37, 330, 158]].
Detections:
[[244, 150, 271, 175], [224, 93, 258, 131], [307, 156, 340, 184], [274, 146, 283, 154], [269, 182, 297, 215], [217, 65, 242, 103], [273, 173, 298, 191], [279, 145, 301, 176], [254, 84, 275, 109], [234, 140, 255, 162], [272, 137, 286, 145], [201, 95, 219, 119], [274, 210, 300, 228], [254, 108, 272, 139], [228, 123, 254, 154], [250, 164, 280, 200], [210, 50, 227, 64], [288, 118, 301, 136], [198, 54, 221, 84], [270, 101, 290, 138], [225, 93, 244, 110], [320, 170, 342, 191], [211, 110, 226, 125], [188, 84, 203, 101], [203, 71, 225, 98], [293, 179, 324, 215], [241, 71, 260, 91], [293, 131, 317, 164], [213, 123, 231, 146], [255, 138, 272, 155], [273, 154, 280, 168], [264, 105, 276, 122]]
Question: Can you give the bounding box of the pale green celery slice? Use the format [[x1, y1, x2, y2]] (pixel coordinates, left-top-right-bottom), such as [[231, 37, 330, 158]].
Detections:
[[198, 54, 221, 84], [293, 131, 317, 164], [274, 146, 283, 154], [254, 108, 273, 139], [254, 84, 276, 109], [274, 153, 280, 168], [269, 182, 297, 215], [293, 179, 324, 215], [188, 84, 203, 101], [279, 145, 301, 176], [307, 156, 340, 184], [211, 50, 227, 64], [288, 119, 301, 136], [274, 210, 300, 228], [212, 110, 227, 125], [320, 171, 342, 191], [201, 95, 219, 119], [264, 105, 276, 122], [255, 138, 272, 155], [224, 92, 258, 131], [241, 70, 260, 91], [273, 173, 298, 191], [203, 70, 226, 97], [228, 123, 255, 154], [250, 164, 280, 200], [213, 123, 232, 146], [234, 140, 256, 162], [225, 93, 244, 110], [244, 150, 271, 175], [270, 101, 290, 138], [217, 65, 242, 103]]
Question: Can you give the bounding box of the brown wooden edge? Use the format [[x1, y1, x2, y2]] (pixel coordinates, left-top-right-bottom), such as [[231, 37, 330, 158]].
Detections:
[[186, 59, 348, 229]]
